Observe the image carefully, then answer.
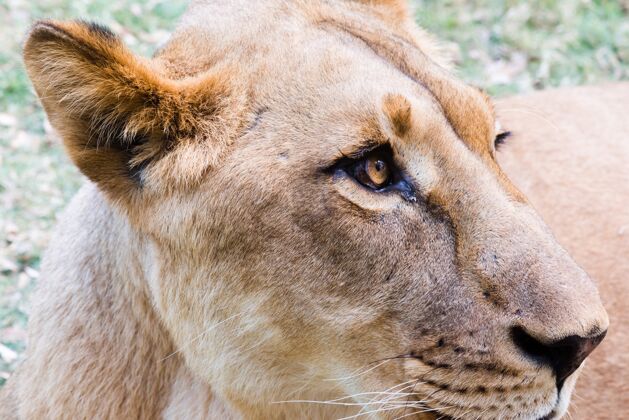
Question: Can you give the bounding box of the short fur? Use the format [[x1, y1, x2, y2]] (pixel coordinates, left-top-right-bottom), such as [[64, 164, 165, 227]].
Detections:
[[0, 1, 617, 419], [497, 84, 629, 419]]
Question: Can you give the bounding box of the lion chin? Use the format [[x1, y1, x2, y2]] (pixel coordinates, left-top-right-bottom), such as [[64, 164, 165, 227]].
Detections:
[[1, 0, 624, 419]]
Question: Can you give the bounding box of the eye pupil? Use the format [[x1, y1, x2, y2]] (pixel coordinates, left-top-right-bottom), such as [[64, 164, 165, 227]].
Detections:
[[365, 156, 390, 187]]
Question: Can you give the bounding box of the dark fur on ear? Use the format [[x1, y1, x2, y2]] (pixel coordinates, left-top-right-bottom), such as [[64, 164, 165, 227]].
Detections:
[[23, 20, 243, 201]]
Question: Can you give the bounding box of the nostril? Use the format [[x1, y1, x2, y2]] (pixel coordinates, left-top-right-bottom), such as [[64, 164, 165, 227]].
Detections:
[[511, 326, 607, 389], [511, 326, 550, 362]]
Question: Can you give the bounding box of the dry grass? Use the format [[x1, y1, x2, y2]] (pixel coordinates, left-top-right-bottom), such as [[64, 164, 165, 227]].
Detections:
[[0, 0, 627, 386]]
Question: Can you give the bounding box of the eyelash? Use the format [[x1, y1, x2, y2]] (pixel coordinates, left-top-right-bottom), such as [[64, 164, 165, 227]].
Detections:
[[494, 131, 511, 149]]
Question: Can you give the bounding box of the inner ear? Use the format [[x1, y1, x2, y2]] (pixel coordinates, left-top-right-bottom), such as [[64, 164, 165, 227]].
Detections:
[[23, 20, 242, 201]]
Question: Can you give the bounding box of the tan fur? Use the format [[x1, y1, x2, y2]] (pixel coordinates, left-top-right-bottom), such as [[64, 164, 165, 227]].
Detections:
[[383, 93, 413, 137], [22, 20, 248, 205], [497, 84, 629, 419], [0, 1, 616, 419]]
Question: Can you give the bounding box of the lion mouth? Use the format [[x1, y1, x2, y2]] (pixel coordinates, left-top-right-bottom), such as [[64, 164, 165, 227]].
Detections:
[[421, 407, 556, 420], [423, 409, 553, 420], [414, 397, 559, 420], [431, 413, 454, 420]]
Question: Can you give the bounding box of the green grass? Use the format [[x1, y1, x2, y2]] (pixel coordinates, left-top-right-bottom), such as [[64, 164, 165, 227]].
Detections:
[[414, 0, 629, 95], [0, 0, 627, 386]]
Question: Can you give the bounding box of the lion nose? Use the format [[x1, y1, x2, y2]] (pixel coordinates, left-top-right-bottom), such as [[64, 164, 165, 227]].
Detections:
[[511, 326, 606, 388]]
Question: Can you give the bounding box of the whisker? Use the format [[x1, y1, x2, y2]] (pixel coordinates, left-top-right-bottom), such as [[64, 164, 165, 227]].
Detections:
[[399, 377, 423, 419], [497, 107, 562, 137], [272, 393, 421, 407], [566, 408, 574, 420], [357, 379, 422, 415], [337, 404, 418, 420], [324, 358, 396, 382], [339, 402, 451, 420], [159, 311, 246, 362], [571, 390, 585, 401], [393, 407, 441, 420], [393, 410, 422, 420]]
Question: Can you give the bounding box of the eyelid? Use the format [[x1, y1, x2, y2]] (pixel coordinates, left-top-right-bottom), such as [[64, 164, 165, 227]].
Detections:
[[337, 140, 385, 161], [321, 140, 388, 174]]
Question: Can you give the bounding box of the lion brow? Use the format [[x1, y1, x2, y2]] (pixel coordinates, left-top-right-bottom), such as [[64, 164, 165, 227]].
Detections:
[[318, 19, 495, 155], [319, 20, 441, 107]]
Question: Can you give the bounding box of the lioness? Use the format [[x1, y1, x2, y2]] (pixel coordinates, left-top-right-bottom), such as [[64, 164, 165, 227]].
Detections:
[[0, 0, 615, 419]]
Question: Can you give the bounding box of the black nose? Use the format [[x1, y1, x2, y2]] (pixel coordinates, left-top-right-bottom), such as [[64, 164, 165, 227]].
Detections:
[[511, 326, 606, 389]]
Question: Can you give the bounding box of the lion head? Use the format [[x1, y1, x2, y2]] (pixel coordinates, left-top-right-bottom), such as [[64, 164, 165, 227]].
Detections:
[[21, 0, 608, 418]]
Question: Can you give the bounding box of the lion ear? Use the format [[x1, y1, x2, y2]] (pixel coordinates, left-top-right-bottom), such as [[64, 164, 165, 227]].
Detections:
[[354, 0, 409, 23], [23, 20, 240, 201]]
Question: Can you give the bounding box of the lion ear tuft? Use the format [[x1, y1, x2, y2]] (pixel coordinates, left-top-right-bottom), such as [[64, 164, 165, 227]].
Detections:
[[23, 20, 238, 200]]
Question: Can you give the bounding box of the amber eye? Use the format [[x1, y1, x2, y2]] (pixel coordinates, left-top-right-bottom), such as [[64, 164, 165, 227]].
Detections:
[[365, 157, 390, 187], [329, 143, 415, 197], [349, 152, 393, 190]]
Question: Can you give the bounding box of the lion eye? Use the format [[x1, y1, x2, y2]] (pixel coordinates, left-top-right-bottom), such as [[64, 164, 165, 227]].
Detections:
[[351, 152, 393, 190], [365, 158, 390, 186], [329, 143, 416, 200]]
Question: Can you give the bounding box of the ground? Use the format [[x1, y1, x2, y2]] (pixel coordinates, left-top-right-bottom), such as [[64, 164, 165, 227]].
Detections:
[[0, 0, 627, 387]]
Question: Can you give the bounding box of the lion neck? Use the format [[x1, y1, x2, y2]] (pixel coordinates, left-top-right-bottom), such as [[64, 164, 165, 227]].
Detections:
[[23, 183, 350, 418], [14, 183, 221, 417]]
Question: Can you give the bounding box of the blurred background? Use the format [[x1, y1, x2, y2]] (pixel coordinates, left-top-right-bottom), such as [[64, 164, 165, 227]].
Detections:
[[0, 0, 627, 386]]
